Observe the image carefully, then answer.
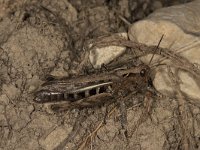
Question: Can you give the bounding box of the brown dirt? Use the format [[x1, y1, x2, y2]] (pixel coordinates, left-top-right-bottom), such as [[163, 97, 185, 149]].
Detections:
[[0, 0, 199, 150]]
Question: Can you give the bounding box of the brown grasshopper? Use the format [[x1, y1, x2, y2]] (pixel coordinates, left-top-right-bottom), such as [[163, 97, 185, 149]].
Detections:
[[34, 63, 152, 112]]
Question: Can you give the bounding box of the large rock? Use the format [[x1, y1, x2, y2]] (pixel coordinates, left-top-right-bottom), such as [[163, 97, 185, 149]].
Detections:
[[128, 0, 200, 101]]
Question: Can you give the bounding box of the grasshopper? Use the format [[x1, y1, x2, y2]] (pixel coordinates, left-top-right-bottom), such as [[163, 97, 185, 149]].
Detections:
[[34, 63, 152, 112], [34, 34, 165, 112]]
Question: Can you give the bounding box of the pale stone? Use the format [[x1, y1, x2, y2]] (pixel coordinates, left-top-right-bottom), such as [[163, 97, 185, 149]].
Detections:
[[152, 66, 175, 96], [89, 33, 128, 68], [128, 0, 200, 100], [179, 71, 200, 100], [129, 20, 200, 65]]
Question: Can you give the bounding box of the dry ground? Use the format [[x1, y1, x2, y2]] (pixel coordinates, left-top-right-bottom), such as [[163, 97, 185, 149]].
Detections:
[[0, 0, 199, 150]]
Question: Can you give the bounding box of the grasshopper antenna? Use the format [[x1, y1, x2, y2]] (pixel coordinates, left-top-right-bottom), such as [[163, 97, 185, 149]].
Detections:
[[148, 34, 164, 65]]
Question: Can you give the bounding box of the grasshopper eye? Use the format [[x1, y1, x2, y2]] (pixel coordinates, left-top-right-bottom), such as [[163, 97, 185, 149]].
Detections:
[[140, 69, 146, 77]]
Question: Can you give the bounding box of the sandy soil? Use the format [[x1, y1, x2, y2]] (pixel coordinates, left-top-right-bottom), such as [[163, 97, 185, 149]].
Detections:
[[0, 0, 199, 150]]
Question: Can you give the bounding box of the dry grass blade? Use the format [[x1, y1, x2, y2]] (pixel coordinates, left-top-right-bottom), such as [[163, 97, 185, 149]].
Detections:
[[148, 34, 164, 65]]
